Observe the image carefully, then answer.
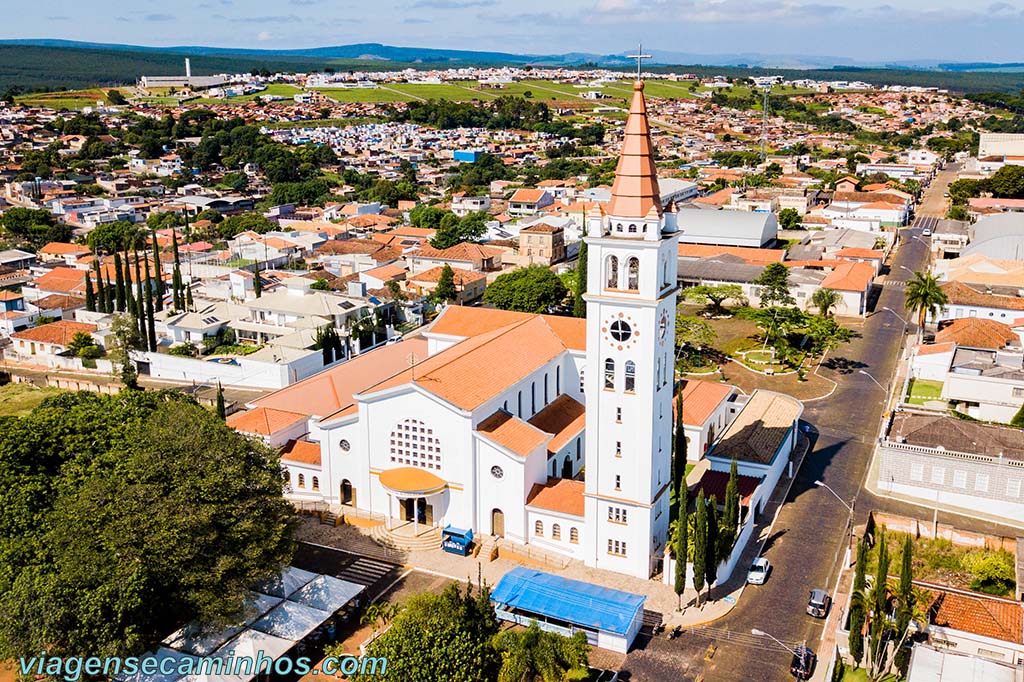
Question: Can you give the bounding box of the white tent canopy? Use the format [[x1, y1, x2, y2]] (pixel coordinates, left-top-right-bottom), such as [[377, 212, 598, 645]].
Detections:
[[252, 566, 318, 599], [114, 647, 200, 682], [251, 600, 327, 641], [163, 593, 282, 656], [289, 575, 364, 613]]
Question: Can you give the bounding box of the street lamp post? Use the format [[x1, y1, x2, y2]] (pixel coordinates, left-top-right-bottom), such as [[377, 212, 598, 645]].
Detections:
[[751, 629, 800, 656], [815, 480, 857, 563], [858, 369, 888, 394]]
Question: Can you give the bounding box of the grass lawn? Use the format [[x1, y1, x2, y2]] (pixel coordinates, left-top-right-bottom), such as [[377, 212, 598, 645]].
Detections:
[[678, 303, 762, 356], [0, 383, 61, 417], [16, 88, 121, 110], [317, 87, 413, 103], [905, 378, 943, 405]]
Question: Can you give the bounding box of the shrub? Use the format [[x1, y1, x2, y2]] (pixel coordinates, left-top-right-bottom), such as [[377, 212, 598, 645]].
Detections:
[[169, 342, 199, 358]]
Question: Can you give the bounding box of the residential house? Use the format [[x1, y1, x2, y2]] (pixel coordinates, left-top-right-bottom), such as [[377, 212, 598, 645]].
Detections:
[[508, 189, 554, 217], [817, 260, 876, 316], [932, 282, 1024, 326], [675, 379, 741, 461], [9, 320, 98, 363], [450, 193, 492, 217], [406, 242, 504, 274], [407, 266, 486, 304], [37, 242, 92, 266], [518, 222, 566, 265]]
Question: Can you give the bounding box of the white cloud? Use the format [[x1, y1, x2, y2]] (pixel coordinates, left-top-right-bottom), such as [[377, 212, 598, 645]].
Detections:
[[257, 30, 272, 40]]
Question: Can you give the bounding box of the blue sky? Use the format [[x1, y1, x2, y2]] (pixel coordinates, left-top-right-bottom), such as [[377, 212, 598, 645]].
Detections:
[[8, 0, 1024, 62]]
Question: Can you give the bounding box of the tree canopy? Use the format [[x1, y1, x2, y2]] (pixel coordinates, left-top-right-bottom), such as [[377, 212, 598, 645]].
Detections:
[[483, 266, 567, 313], [0, 391, 294, 659]]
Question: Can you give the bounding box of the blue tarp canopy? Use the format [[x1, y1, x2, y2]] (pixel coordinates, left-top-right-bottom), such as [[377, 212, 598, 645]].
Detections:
[[490, 567, 645, 636], [442, 524, 473, 541]]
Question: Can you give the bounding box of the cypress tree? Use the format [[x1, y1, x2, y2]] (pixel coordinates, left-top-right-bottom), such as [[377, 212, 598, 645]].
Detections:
[[92, 259, 107, 314], [253, 261, 262, 298], [114, 252, 126, 312], [849, 537, 869, 667], [894, 534, 915, 676], [151, 232, 163, 311], [674, 481, 688, 611], [171, 230, 183, 310], [134, 250, 147, 347], [97, 269, 109, 314], [216, 383, 226, 420], [185, 284, 194, 312], [145, 278, 157, 352], [572, 240, 587, 318], [721, 459, 740, 563], [705, 495, 719, 595], [692, 489, 707, 606], [869, 529, 890, 675], [673, 389, 686, 498], [84, 272, 96, 312]]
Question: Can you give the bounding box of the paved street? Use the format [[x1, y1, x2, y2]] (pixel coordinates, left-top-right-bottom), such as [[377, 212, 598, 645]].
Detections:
[[621, 174, 961, 682]]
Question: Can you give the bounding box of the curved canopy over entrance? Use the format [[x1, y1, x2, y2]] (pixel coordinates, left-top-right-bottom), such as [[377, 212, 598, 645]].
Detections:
[[379, 466, 447, 497]]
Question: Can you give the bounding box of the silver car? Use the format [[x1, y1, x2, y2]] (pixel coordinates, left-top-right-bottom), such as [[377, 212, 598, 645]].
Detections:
[[747, 557, 771, 585], [806, 589, 831, 618]]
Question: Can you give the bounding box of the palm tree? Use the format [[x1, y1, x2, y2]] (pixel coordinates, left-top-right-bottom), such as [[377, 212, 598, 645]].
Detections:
[[904, 271, 948, 336], [811, 287, 840, 317]]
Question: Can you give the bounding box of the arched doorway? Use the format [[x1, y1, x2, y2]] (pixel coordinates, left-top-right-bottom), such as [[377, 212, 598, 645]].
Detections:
[[340, 479, 355, 506], [561, 456, 572, 479], [491, 508, 505, 538]]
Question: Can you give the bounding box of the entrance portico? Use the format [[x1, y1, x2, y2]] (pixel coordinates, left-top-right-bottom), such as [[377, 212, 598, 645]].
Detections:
[[378, 467, 447, 536]]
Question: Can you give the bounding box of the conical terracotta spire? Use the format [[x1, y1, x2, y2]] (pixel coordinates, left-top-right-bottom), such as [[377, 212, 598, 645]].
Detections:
[[606, 81, 661, 219]]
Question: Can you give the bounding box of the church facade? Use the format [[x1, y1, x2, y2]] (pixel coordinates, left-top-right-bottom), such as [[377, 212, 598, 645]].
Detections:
[[239, 80, 679, 579]]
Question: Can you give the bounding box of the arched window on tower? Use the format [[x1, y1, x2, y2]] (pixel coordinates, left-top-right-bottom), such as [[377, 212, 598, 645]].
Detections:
[[627, 257, 640, 290], [628, 224, 637, 234], [606, 255, 619, 289], [604, 358, 615, 390], [625, 360, 635, 392]]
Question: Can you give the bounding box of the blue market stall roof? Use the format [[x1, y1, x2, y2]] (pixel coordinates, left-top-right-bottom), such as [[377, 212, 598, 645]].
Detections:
[[490, 567, 645, 636]]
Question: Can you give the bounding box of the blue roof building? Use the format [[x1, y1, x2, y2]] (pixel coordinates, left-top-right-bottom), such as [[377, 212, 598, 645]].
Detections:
[[490, 567, 646, 653]]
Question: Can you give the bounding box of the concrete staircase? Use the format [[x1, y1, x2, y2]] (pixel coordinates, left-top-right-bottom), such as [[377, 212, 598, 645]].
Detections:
[[368, 523, 443, 552]]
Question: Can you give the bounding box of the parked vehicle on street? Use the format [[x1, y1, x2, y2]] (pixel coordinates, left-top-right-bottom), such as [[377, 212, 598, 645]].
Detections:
[[806, 589, 831, 618], [790, 644, 816, 680], [747, 557, 771, 585]]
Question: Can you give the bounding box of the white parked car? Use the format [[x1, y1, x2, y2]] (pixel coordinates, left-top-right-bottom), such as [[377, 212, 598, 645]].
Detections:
[[747, 557, 771, 585], [921, 229, 932, 237]]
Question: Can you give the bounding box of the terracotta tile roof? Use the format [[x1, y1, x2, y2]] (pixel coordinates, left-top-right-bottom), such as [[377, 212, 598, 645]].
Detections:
[[834, 248, 884, 259], [39, 242, 90, 255], [0, 291, 23, 302], [674, 380, 735, 427], [427, 306, 585, 352], [915, 341, 956, 356], [526, 478, 585, 517], [408, 242, 504, 263], [693, 187, 735, 206], [926, 588, 1024, 643], [936, 318, 1018, 349], [409, 266, 485, 286], [253, 338, 429, 420], [346, 214, 398, 229], [693, 468, 761, 507], [820, 261, 875, 292], [677, 243, 784, 265], [362, 264, 407, 281], [509, 188, 548, 204], [32, 294, 85, 311], [607, 81, 661, 219], [11, 320, 96, 345], [528, 394, 585, 453], [281, 439, 322, 467], [365, 316, 571, 411], [709, 390, 802, 465], [32, 267, 86, 294], [226, 406, 307, 436], [477, 410, 549, 457], [941, 281, 1024, 311]]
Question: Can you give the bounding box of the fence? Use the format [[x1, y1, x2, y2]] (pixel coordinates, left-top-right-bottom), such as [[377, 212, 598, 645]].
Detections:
[[870, 511, 1017, 553]]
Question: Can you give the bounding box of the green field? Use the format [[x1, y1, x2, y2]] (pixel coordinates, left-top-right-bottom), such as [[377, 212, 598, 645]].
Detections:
[[0, 382, 61, 418], [317, 87, 414, 103], [387, 81, 495, 101], [16, 87, 121, 110], [905, 378, 944, 405]]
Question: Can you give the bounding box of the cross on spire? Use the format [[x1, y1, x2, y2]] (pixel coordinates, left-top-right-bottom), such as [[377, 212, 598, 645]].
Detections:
[[626, 43, 651, 81]]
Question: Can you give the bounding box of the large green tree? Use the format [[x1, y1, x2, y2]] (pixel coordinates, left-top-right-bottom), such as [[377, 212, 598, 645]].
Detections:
[[0, 392, 293, 659], [692, 489, 707, 606], [347, 582, 501, 682], [483, 266, 567, 313], [492, 621, 589, 682], [754, 262, 795, 307], [432, 264, 458, 304], [683, 284, 744, 315]]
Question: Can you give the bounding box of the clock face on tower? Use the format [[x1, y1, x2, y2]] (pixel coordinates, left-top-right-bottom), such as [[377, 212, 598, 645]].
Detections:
[[659, 310, 670, 345], [602, 312, 639, 351]]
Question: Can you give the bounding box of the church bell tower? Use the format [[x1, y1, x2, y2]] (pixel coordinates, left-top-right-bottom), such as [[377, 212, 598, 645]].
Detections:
[[582, 78, 680, 578]]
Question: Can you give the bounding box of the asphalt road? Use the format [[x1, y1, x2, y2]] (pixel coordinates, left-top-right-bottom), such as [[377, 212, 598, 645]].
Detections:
[[622, 183, 952, 682]]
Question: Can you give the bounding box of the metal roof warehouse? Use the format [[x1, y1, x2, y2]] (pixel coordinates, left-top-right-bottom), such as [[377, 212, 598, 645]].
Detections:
[[490, 567, 646, 653]]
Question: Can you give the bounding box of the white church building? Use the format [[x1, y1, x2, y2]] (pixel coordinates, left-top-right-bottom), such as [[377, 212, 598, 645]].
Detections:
[[227, 81, 794, 580]]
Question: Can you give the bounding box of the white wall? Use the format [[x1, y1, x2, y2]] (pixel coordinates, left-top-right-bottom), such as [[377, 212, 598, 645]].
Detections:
[[143, 351, 319, 389]]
